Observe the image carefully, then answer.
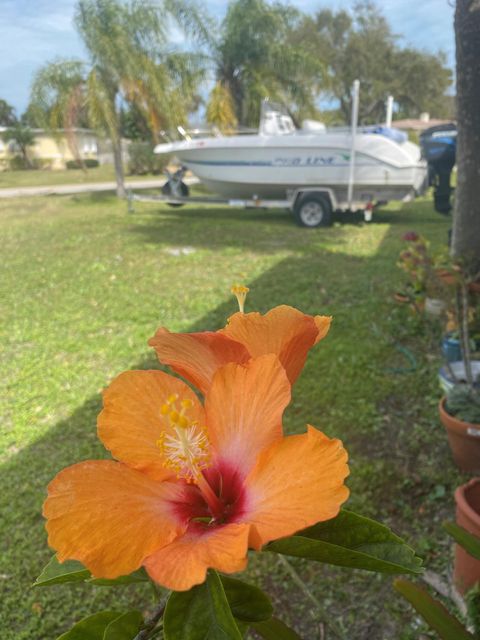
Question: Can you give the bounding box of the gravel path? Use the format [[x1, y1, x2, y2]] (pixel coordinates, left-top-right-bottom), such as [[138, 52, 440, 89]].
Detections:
[[0, 176, 198, 199]]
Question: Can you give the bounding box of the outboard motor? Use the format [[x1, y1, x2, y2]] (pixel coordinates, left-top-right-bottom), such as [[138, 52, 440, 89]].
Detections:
[[420, 123, 456, 214]]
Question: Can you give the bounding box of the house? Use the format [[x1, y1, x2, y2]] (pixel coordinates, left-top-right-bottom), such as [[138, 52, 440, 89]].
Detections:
[[0, 128, 99, 170]]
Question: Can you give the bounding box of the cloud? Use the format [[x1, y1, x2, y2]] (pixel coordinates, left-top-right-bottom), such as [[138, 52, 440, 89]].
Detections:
[[0, 0, 84, 112], [0, 0, 455, 114]]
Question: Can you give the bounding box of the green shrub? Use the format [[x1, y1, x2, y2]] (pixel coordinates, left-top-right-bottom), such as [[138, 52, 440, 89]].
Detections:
[[66, 159, 99, 169], [8, 155, 30, 170], [31, 158, 53, 170], [128, 141, 167, 175]]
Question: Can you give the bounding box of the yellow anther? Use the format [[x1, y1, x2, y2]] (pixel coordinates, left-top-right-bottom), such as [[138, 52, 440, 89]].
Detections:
[[178, 415, 189, 428], [167, 394, 179, 405], [160, 404, 170, 415], [169, 410, 180, 423], [181, 399, 193, 409], [231, 283, 249, 313]]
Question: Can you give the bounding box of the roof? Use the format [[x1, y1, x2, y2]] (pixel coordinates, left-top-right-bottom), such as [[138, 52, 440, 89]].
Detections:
[[0, 126, 96, 135], [391, 118, 455, 132]]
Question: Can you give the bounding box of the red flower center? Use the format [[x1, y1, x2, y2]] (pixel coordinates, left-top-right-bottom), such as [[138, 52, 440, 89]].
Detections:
[[171, 461, 247, 528]]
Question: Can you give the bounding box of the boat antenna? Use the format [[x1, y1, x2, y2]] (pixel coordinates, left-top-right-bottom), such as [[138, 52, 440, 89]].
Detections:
[[347, 79, 360, 209], [385, 95, 394, 127]]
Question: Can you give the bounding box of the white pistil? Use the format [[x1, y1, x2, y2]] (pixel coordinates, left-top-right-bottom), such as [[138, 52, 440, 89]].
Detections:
[[157, 393, 223, 517]]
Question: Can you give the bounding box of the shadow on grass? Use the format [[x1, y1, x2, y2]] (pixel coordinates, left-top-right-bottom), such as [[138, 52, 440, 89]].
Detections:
[[70, 191, 119, 205], [125, 195, 444, 255], [1, 199, 456, 640]]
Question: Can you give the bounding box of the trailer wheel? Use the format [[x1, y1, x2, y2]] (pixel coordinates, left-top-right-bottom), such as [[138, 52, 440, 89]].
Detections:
[[294, 193, 332, 228], [162, 180, 189, 207]]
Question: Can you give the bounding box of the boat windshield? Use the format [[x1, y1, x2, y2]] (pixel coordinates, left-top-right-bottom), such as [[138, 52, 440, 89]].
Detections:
[[258, 101, 296, 136]]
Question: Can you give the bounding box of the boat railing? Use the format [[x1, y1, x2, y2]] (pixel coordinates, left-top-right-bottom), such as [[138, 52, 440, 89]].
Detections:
[[158, 126, 257, 143]]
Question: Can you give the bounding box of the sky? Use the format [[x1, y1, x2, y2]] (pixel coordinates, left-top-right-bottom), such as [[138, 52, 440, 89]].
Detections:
[[0, 0, 455, 116]]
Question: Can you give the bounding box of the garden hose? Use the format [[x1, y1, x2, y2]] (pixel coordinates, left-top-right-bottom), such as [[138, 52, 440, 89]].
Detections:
[[371, 323, 418, 374], [384, 343, 418, 374]]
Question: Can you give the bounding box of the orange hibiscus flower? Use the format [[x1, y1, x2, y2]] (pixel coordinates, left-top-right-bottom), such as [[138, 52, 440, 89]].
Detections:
[[149, 305, 332, 394], [44, 355, 349, 591]]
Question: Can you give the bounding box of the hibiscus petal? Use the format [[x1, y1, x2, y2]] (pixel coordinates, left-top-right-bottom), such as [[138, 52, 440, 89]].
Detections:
[[314, 315, 332, 343], [97, 370, 204, 481], [205, 354, 291, 478], [244, 425, 349, 550], [220, 306, 332, 384], [144, 522, 250, 591], [148, 328, 250, 394], [43, 460, 185, 578]]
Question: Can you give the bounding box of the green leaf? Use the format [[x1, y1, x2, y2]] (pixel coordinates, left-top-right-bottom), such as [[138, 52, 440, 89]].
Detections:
[[34, 556, 90, 587], [253, 617, 302, 639], [34, 555, 149, 588], [444, 521, 480, 561], [103, 610, 144, 639], [220, 576, 273, 622], [89, 568, 149, 586], [164, 570, 242, 640], [267, 509, 423, 575], [394, 579, 475, 640], [56, 611, 123, 640]]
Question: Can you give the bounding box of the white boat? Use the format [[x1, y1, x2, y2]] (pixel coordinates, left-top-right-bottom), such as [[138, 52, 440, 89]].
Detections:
[[154, 101, 427, 207]]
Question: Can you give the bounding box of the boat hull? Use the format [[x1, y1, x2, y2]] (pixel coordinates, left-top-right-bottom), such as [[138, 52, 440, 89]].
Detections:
[[156, 134, 428, 204]]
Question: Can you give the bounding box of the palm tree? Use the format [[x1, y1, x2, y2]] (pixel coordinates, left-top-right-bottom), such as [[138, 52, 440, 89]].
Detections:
[[30, 59, 87, 168], [206, 83, 238, 133], [206, 0, 324, 129], [76, 0, 208, 197], [30, 0, 208, 197]]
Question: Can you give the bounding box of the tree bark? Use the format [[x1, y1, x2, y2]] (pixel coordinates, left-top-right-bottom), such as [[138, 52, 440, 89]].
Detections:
[[451, 0, 480, 273], [112, 135, 126, 198]]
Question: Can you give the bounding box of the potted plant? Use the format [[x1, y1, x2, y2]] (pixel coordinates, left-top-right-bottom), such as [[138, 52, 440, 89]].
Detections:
[[442, 329, 463, 363], [396, 232, 428, 307], [396, 231, 447, 317], [439, 269, 480, 472], [452, 478, 480, 594], [442, 311, 469, 363], [434, 254, 480, 294], [439, 386, 480, 472]]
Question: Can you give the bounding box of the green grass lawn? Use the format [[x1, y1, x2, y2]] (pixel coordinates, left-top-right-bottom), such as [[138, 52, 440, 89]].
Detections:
[[0, 164, 159, 189], [0, 191, 464, 639]]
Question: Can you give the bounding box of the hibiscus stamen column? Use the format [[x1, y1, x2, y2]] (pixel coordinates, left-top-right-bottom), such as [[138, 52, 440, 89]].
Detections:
[[231, 284, 249, 313], [157, 395, 224, 520]]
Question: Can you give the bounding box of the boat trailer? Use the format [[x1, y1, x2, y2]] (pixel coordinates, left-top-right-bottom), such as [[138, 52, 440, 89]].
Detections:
[[126, 168, 375, 227], [126, 187, 375, 227]]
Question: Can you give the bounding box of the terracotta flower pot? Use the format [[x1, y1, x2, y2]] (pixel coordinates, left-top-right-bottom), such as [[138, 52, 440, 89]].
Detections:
[[454, 478, 480, 594], [438, 397, 480, 473], [435, 268, 457, 286], [469, 281, 480, 294]]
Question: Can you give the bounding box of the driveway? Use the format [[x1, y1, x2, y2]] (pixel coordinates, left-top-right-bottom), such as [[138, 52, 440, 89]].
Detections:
[[0, 176, 198, 199]]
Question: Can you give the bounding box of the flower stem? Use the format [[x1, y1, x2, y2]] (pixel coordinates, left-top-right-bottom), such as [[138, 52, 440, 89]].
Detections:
[[133, 596, 167, 640], [277, 555, 348, 640]]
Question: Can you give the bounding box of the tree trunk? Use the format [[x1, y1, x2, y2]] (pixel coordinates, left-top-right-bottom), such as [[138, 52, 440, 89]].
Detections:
[[451, 0, 480, 273], [112, 135, 126, 198], [20, 144, 32, 169]]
